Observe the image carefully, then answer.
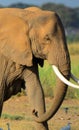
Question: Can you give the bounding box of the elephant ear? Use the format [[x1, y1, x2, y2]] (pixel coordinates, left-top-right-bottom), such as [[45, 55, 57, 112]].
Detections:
[[0, 14, 32, 66]]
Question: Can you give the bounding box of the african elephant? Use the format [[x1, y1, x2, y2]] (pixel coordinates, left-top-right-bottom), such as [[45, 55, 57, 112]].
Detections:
[[0, 7, 78, 130]]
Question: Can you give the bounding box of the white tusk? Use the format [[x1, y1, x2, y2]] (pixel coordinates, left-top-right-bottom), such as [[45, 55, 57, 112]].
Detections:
[[71, 73, 79, 84], [52, 65, 79, 89]]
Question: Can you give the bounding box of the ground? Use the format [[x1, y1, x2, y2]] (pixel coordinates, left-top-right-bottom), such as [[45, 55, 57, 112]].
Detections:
[[0, 95, 79, 130]]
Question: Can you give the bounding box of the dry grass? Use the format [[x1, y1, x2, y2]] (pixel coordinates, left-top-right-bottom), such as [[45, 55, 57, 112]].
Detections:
[[1, 96, 79, 130], [68, 42, 79, 55]]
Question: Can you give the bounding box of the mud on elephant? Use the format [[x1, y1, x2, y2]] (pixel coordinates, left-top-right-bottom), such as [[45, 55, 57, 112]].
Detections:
[[0, 7, 78, 130]]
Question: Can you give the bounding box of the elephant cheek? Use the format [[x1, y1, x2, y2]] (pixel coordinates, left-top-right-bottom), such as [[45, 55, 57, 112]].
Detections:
[[47, 51, 58, 66]]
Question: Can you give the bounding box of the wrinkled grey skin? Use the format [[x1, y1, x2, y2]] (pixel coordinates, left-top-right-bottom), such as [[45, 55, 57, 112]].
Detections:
[[0, 7, 71, 130]]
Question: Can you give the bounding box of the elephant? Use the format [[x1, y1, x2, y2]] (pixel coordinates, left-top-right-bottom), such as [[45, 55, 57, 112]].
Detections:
[[0, 7, 78, 130]]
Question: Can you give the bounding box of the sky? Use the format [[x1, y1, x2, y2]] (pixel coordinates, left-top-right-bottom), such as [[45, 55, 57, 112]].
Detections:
[[0, 0, 79, 8]]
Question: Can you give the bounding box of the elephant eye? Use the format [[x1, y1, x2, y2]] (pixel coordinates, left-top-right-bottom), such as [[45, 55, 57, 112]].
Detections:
[[44, 35, 50, 41]]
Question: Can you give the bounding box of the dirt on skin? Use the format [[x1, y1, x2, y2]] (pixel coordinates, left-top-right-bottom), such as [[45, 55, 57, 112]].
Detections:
[[0, 96, 79, 130]]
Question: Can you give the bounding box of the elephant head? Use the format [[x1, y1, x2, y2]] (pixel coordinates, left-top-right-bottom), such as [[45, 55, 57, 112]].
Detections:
[[28, 11, 71, 121], [0, 7, 78, 123], [28, 9, 79, 122]]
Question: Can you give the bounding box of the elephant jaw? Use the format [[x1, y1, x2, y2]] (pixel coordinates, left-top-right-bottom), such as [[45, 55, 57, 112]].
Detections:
[[52, 65, 79, 88]]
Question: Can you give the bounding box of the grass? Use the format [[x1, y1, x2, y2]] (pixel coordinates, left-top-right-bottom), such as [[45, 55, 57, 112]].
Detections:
[[68, 42, 79, 55], [2, 113, 25, 120], [1, 98, 79, 130], [67, 43, 79, 98], [39, 42, 79, 98], [39, 62, 56, 97]]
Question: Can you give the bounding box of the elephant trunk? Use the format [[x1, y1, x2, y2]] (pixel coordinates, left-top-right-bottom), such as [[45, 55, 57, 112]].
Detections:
[[32, 12, 71, 122], [33, 60, 70, 122]]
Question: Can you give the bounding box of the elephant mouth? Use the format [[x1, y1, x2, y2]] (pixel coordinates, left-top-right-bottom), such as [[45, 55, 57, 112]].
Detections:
[[52, 65, 79, 88]]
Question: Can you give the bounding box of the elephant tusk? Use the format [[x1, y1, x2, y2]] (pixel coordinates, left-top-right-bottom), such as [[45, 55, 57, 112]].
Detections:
[[71, 73, 79, 84], [52, 65, 79, 89]]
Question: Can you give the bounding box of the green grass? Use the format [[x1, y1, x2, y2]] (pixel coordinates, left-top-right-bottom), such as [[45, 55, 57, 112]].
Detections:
[[38, 42, 79, 98], [67, 43, 79, 99], [39, 61, 56, 97], [2, 113, 25, 120]]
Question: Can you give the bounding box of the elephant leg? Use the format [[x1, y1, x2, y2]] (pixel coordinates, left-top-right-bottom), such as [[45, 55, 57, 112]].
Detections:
[[23, 65, 49, 130]]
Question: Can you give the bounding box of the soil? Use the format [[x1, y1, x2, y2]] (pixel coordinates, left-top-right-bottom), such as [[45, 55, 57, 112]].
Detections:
[[0, 96, 79, 130]]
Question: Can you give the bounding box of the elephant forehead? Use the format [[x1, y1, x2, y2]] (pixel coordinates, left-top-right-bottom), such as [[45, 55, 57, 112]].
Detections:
[[38, 19, 57, 37]]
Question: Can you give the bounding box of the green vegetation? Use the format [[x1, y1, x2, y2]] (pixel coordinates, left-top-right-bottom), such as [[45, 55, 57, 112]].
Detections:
[[39, 61, 56, 97], [2, 113, 25, 120]]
